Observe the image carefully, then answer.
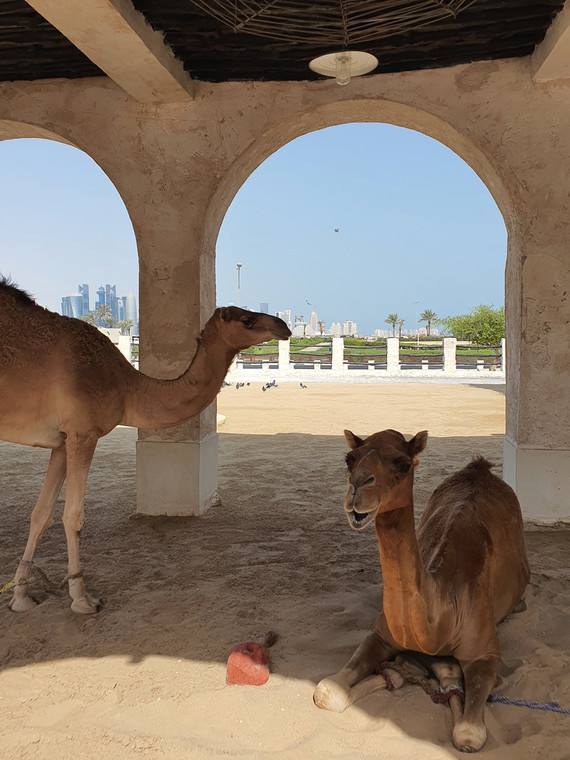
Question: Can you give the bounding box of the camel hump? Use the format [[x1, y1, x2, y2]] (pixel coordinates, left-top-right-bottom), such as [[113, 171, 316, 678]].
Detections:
[[0, 276, 36, 306], [464, 455, 495, 474]]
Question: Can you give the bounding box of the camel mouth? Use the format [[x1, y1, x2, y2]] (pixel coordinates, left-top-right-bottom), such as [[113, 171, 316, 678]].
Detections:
[[347, 509, 376, 531]]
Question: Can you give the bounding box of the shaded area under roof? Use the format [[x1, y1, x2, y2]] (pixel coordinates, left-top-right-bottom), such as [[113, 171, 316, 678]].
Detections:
[[0, 0, 565, 84]]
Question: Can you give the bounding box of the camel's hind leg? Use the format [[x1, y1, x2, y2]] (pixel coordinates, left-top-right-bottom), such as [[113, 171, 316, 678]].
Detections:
[[9, 447, 67, 612], [314, 629, 397, 712], [61, 432, 101, 614]]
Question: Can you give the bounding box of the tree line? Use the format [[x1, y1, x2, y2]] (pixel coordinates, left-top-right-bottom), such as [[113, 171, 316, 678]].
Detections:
[[385, 305, 505, 345], [79, 303, 134, 335]]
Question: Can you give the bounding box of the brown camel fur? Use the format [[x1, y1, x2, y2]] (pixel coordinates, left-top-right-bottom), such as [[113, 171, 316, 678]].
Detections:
[[313, 428, 529, 753], [0, 278, 291, 614]]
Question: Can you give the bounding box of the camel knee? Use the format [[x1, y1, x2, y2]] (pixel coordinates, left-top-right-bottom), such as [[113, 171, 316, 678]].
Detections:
[[453, 720, 487, 753]]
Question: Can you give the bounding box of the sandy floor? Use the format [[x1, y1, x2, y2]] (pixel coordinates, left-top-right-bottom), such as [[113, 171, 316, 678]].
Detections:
[[1, 382, 569, 759]]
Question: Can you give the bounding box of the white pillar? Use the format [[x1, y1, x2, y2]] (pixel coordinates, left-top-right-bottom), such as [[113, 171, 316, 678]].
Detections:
[[386, 337, 400, 373], [332, 337, 344, 373], [443, 337, 457, 372], [278, 338, 290, 373]]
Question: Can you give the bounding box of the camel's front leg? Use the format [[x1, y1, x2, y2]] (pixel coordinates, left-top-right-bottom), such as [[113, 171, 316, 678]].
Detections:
[[453, 655, 498, 753], [62, 432, 102, 614], [9, 447, 67, 612], [314, 628, 397, 712]]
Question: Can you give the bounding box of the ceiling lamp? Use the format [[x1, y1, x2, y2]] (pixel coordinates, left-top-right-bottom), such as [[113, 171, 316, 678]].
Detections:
[[309, 50, 378, 86]]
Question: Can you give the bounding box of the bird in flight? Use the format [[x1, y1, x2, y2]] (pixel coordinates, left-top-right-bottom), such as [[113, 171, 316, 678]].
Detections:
[[334, 228, 340, 233]]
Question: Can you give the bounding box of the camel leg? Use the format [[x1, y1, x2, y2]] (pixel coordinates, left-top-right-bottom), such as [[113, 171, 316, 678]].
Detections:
[[314, 629, 397, 712], [429, 658, 465, 731], [9, 447, 67, 612], [452, 655, 498, 753], [61, 433, 101, 614]]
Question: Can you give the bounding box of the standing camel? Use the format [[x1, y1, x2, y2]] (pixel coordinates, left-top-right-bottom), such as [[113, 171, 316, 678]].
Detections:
[[314, 428, 529, 753], [0, 278, 291, 614]]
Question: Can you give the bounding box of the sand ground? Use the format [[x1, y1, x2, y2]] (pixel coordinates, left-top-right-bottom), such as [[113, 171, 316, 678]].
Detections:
[[1, 382, 569, 760]]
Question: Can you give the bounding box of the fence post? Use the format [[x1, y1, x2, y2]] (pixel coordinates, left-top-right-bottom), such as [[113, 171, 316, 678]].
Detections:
[[278, 338, 291, 374], [368, 359, 375, 372], [443, 337, 457, 372], [386, 337, 400, 373], [332, 337, 344, 373]]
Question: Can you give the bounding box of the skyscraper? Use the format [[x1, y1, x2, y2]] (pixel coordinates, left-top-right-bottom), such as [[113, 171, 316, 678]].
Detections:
[[79, 283, 89, 314], [260, 302, 269, 314]]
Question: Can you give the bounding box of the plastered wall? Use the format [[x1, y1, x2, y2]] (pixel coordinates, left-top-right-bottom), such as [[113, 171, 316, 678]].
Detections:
[[0, 56, 568, 520]]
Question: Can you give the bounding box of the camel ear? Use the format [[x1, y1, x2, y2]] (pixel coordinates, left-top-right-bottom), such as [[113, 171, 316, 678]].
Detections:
[[408, 430, 428, 456], [220, 307, 232, 323], [344, 430, 365, 449]]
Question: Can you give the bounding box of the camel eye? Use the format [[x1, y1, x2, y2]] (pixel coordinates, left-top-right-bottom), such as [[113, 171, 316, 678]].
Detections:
[[362, 476, 375, 487], [240, 315, 257, 329]]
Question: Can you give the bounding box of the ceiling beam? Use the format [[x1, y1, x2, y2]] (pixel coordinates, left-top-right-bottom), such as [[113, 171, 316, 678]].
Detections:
[[25, 0, 193, 102], [532, 1, 570, 82]]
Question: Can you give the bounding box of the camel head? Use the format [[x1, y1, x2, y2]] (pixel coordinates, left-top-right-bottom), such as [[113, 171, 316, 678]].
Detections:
[[214, 306, 291, 350], [343, 428, 428, 530]]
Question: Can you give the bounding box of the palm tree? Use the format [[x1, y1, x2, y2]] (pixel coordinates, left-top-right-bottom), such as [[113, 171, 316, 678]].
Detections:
[[95, 303, 114, 327], [398, 317, 405, 338], [80, 312, 99, 326], [419, 309, 438, 337], [117, 319, 135, 336], [385, 313, 399, 337]]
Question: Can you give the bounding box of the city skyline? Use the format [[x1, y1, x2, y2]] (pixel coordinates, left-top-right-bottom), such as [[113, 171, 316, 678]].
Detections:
[[0, 124, 506, 334], [60, 281, 138, 325]]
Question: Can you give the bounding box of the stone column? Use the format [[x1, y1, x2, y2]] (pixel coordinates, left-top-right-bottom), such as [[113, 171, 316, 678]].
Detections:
[[501, 338, 506, 374], [443, 337, 457, 372], [386, 337, 400, 374], [502, 213, 570, 524]]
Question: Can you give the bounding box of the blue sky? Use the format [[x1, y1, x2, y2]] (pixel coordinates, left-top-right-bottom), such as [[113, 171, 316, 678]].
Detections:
[[0, 124, 506, 334]]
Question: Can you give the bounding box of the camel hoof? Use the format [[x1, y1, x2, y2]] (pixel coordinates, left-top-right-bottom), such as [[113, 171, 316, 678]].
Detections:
[[9, 594, 38, 612], [453, 721, 487, 753], [313, 677, 350, 713], [71, 596, 102, 614]]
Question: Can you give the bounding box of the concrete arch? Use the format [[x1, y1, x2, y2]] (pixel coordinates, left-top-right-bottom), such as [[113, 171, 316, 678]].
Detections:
[[205, 98, 514, 253]]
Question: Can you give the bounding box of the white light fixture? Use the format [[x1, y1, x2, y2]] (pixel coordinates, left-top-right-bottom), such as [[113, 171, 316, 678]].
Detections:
[[309, 50, 378, 85]]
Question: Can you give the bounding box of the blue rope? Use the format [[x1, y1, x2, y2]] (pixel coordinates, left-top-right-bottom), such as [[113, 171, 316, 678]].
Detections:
[[487, 694, 570, 714]]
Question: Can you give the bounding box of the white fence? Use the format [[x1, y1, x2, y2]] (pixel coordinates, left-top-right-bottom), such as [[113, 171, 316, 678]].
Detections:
[[227, 336, 505, 383]]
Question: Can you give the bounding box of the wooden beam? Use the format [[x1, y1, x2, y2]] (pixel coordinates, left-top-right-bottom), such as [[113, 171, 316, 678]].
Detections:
[[532, 2, 570, 83], [25, 0, 193, 102]]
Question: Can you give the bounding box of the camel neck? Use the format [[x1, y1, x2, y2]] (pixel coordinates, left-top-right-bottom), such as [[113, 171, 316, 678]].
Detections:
[[121, 326, 236, 430], [375, 486, 435, 652]]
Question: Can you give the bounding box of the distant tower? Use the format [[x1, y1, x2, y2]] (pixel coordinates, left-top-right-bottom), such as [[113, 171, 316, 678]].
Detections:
[[61, 292, 83, 318], [124, 292, 138, 326], [96, 285, 105, 307], [309, 310, 318, 335], [79, 283, 89, 314], [260, 302, 269, 314]]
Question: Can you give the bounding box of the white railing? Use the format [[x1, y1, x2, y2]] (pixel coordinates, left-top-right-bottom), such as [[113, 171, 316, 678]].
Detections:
[[227, 337, 505, 382]]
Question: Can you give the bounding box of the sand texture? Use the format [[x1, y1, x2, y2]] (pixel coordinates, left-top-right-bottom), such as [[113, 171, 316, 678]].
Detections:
[[1, 383, 569, 759]]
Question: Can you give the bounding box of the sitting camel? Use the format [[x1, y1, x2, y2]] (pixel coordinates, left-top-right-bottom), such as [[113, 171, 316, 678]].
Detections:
[[313, 428, 529, 753], [0, 278, 291, 614]]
